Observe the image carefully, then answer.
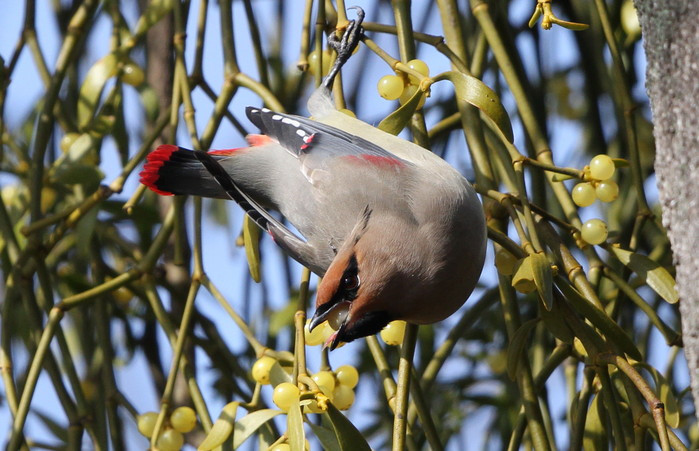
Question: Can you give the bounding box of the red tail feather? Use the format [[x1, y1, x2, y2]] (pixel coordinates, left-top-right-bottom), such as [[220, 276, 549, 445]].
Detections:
[[139, 145, 179, 195]]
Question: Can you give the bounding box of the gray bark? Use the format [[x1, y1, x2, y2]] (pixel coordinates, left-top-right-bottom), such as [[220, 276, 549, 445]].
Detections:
[[634, 0, 699, 419]]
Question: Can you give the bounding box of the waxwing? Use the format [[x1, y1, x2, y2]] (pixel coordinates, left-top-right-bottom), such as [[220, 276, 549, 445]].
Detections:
[[139, 9, 487, 349]]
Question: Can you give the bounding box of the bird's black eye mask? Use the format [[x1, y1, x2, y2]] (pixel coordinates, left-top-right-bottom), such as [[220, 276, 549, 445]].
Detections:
[[337, 254, 360, 298]]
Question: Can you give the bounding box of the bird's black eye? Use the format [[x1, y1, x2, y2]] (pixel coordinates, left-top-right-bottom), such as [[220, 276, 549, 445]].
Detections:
[[342, 273, 360, 291]]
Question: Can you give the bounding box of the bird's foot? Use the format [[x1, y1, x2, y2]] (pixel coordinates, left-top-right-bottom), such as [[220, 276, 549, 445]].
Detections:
[[323, 6, 365, 89]]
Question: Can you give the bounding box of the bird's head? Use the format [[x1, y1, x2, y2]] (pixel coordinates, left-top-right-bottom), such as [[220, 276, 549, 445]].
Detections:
[[308, 207, 425, 349]]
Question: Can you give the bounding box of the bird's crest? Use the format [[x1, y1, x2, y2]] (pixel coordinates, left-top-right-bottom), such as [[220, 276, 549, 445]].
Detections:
[[352, 205, 373, 244]]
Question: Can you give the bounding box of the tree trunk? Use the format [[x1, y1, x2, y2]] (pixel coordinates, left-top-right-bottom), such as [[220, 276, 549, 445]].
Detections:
[[634, 0, 699, 418]]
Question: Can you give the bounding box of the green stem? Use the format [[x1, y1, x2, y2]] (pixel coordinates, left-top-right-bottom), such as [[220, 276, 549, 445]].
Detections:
[[293, 268, 312, 384], [8, 308, 65, 451], [150, 279, 201, 447], [392, 323, 418, 451]]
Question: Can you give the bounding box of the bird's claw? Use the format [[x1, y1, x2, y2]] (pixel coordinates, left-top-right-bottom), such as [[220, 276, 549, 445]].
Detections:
[[323, 6, 365, 89]]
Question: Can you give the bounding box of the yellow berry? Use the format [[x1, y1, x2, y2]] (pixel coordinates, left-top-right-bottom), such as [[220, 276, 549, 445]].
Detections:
[[572, 182, 596, 207], [333, 385, 355, 410], [589, 155, 615, 180], [380, 320, 406, 346], [156, 428, 184, 451], [581, 219, 608, 245], [308, 49, 332, 76], [319, 321, 337, 345], [136, 411, 159, 438], [335, 365, 359, 388], [251, 356, 277, 385], [339, 108, 356, 118], [377, 75, 405, 100], [304, 319, 325, 346], [621, 0, 641, 36], [112, 285, 134, 305], [494, 248, 518, 276], [595, 180, 619, 202], [272, 382, 300, 411], [60, 133, 80, 153], [122, 62, 145, 86], [406, 59, 429, 84], [270, 444, 291, 451], [312, 371, 336, 393], [327, 304, 349, 331], [169, 406, 196, 433], [398, 84, 426, 109]]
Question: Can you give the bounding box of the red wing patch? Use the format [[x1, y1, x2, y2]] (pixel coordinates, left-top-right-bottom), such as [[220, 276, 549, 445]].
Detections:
[[209, 148, 243, 155], [139, 145, 179, 195], [342, 154, 405, 169], [246, 134, 273, 147]]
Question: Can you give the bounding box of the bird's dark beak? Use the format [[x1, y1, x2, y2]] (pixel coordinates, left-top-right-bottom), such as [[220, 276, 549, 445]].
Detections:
[[309, 303, 333, 331]]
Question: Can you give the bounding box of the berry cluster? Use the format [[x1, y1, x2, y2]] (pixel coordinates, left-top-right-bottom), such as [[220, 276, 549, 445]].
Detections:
[[377, 59, 430, 109], [252, 353, 359, 414], [571, 155, 619, 245], [572, 155, 619, 207], [137, 407, 197, 450]]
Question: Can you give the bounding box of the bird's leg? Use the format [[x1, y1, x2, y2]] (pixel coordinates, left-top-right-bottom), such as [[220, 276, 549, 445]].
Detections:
[[323, 6, 365, 89]]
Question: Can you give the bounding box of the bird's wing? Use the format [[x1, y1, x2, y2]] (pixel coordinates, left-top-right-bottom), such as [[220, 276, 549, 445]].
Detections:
[[245, 106, 413, 184], [192, 150, 328, 275]]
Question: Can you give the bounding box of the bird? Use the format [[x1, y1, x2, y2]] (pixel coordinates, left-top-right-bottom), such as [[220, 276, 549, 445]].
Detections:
[[139, 8, 486, 349]]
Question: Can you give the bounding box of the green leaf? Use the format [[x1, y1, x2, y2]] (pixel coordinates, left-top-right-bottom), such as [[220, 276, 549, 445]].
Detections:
[[658, 377, 681, 429], [511, 256, 536, 293], [243, 214, 261, 282], [232, 409, 283, 449], [550, 17, 590, 31], [557, 279, 642, 360], [52, 163, 105, 190], [268, 300, 297, 336], [434, 71, 513, 142], [634, 362, 681, 428], [539, 299, 574, 344], [609, 246, 679, 304], [139, 85, 160, 121], [612, 158, 630, 168], [377, 87, 423, 135], [287, 401, 305, 451], [506, 318, 540, 380], [531, 252, 553, 310], [308, 422, 341, 451], [198, 402, 239, 450], [66, 133, 98, 164], [583, 394, 607, 450], [323, 404, 371, 451], [78, 53, 118, 129], [33, 408, 69, 442], [269, 361, 292, 387], [76, 208, 99, 257]]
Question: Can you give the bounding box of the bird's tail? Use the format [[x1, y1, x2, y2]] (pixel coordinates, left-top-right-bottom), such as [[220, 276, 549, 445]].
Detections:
[[139, 145, 239, 199]]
